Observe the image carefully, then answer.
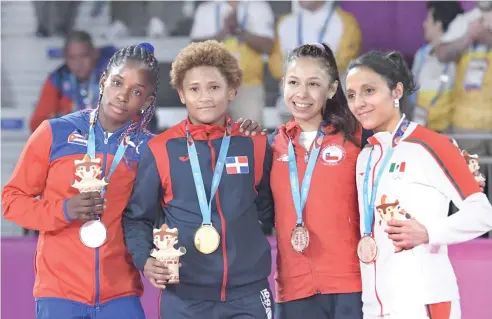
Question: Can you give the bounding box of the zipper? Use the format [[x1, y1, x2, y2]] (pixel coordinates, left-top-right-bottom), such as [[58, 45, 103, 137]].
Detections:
[[207, 133, 229, 301], [370, 145, 384, 316], [301, 147, 319, 294], [94, 132, 109, 310]]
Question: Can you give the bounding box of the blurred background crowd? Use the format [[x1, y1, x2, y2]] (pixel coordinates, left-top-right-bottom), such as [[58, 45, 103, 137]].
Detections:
[[1, 0, 491, 238]]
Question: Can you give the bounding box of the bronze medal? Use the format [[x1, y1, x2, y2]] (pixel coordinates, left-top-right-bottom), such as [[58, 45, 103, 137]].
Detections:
[[194, 224, 220, 254], [357, 235, 378, 264], [291, 225, 310, 253]]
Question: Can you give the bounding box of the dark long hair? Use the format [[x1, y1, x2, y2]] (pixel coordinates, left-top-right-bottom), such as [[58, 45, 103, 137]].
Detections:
[[284, 43, 359, 146], [348, 51, 418, 115]]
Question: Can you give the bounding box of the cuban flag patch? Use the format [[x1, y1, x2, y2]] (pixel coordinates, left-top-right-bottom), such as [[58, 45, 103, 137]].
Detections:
[[225, 156, 249, 174], [67, 130, 88, 146]]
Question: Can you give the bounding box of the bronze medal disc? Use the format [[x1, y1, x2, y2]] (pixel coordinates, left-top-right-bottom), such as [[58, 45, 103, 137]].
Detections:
[[357, 235, 378, 264], [291, 225, 310, 253]]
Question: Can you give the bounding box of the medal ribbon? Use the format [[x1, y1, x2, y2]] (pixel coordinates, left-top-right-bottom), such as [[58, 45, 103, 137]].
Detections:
[[288, 124, 326, 226], [87, 110, 128, 199], [187, 121, 232, 225], [362, 118, 409, 236], [297, 4, 335, 46]]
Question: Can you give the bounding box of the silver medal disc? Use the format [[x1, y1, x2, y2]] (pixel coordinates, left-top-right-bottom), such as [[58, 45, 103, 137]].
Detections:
[[80, 220, 107, 248]]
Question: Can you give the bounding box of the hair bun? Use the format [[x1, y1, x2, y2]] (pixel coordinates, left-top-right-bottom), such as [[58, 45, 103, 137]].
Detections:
[[136, 42, 155, 54], [385, 51, 405, 68]]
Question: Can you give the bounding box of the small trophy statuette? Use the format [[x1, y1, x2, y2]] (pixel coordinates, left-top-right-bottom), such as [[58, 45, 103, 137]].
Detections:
[[151, 224, 187, 284], [462, 151, 486, 184], [72, 154, 109, 248], [72, 154, 109, 193]]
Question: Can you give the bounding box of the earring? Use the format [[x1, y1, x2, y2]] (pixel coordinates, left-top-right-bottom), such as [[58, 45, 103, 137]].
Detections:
[[140, 109, 145, 115], [393, 99, 400, 108]]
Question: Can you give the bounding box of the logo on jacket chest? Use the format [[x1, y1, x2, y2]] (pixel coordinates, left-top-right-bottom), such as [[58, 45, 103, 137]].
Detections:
[[320, 144, 345, 165], [388, 161, 406, 179], [67, 130, 88, 146], [275, 144, 346, 165], [225, 156, 249, 174]]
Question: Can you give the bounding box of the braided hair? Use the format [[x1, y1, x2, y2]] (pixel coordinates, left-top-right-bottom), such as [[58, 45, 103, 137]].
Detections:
[[92, 42, 160, 144]]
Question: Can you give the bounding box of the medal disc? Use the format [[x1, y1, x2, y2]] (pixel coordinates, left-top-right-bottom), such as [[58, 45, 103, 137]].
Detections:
[[357, 235, 378, 264], [291, 225, 310, 253], [194, 225, 220, 254], [80, 220, 107, 248]]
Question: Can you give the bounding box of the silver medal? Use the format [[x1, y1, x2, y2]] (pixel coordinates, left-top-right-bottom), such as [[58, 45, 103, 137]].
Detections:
[[80, 220, 107, 248]]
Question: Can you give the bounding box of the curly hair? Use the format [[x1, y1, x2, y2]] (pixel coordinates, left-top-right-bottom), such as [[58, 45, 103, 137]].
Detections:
[[170, 40, 242, 89]]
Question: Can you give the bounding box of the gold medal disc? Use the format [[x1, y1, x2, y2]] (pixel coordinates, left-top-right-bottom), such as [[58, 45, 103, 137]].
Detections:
[[194, 224, 220, 254]]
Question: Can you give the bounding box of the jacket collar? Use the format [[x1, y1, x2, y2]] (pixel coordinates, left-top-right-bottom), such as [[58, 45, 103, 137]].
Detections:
[[367, 114, 414, 148], [178, 116, 240, 140], [284, 118, 335, 139]]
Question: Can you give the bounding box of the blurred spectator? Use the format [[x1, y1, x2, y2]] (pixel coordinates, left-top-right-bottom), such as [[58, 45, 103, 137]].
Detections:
[[33, 1, 80, 37], [30, 31, 117, 132], [410, 1, 464, 132], [106, 1, 184, 38], [435, 1, 492, 176], [268, 0, 361, 122], [190, 0, 275, 124]]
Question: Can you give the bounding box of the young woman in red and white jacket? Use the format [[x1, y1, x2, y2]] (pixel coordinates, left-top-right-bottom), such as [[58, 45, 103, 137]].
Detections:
[[345, 50, 492, 319]]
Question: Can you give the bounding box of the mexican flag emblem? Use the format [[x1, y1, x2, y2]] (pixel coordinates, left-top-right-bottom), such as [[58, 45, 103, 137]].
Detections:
[[389, 162, 406, 179]]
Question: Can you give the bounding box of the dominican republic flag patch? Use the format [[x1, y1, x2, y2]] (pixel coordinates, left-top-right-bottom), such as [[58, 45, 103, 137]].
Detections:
[[389, 162, 406, 179], [225, 156, 249, 174]]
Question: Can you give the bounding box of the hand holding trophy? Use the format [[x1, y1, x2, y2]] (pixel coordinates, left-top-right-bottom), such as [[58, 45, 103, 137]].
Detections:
[[148, 224, 186, 287], [71, 154, 109, 248]]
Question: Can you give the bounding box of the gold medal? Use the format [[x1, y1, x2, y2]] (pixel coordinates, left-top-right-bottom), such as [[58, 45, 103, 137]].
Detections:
[[194, 224, 220, 254], [291, 225, 310, 253], [357, 235, 378, 264]]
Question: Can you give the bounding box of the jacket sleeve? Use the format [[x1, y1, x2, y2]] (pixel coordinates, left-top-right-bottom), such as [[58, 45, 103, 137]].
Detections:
[[30, 77, 61, 132], [123, 143, 163, 272], [255, 136, 275, 229], [423, 140, 492, 245], [2, 120, 72, 231]]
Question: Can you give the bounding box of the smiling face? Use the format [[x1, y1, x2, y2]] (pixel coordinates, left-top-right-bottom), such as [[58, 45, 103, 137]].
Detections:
[[345, 66, 403, 133], [283, 57, 337, 131], [177, 65, 236, 126], [99, 60, 155, 128]]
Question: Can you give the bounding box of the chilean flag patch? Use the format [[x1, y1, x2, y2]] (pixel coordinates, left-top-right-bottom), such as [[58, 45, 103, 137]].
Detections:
[[225, 156, 249, 174]]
